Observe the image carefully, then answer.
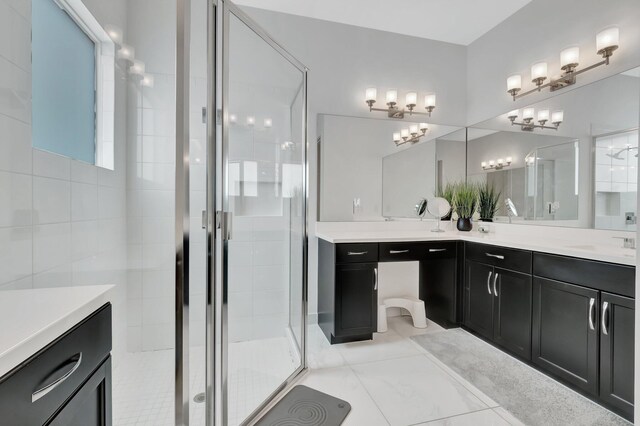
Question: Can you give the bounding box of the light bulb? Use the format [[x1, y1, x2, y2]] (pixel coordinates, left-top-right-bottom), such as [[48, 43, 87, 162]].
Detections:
[[264, 118, 272, 128], [229, 114, 237, 123], [365, 87, 377, 102], [596, 27, 619, 55], [117, 44, 135, 62], [419, 122, 428, 131], [551, 110, 564, 124], [531, 62, 548, 83], [141, 74, 154, 87], [130, 60, 145, 75], [489, 160, 495, 166], [506, 74, 522, 91], [560, 47, 580, 70], [400, 129, 409, 138], [497, 158, 504, 165], [537, 109, 550, 122], [405, 92, 417, 106], [481, 162, 487, 168], [104, 24, 123, 45], [393, 132, 401, 142], [424, 93, 436, 108], [409, 124, 419, 135], [246, 116, 255, 126], [523, 107, 535, 120], [386, 90, 398, 104], [506, 157, 513, 164]]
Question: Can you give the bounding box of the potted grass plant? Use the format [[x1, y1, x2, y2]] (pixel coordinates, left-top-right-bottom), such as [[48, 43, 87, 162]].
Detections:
[[436, 182, 455, 220], [453, 182, 477, 231], [478, 183, 501, 222]]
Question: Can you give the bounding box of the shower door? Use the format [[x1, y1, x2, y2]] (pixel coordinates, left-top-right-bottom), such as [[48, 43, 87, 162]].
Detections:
[[210, 2, 308, 425]]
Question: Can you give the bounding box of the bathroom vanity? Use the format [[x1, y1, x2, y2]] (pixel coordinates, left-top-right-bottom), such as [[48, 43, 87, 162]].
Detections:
[[317, 228, 635, 420], [0, 286, 113, 425]]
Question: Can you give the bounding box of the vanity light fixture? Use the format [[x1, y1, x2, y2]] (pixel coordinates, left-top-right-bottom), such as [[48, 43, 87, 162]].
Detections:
[[506, 26, 620, 100], [507, 108, 563, 131], [392, 123, 429, 146], [365, 87, 436, 119], [482, 157, 513, 170]]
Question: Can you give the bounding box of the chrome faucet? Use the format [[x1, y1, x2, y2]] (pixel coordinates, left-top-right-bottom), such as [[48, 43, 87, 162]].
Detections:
[[613, 237, 636, 249]]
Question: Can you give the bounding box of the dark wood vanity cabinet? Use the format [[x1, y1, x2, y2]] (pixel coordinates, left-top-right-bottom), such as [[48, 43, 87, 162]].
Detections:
[[0, 304, 112, 426], [464, 243, 532, 360], [532, 253, 635, 420], [319, 240, 379, 344], [599, 292, 634, 416]]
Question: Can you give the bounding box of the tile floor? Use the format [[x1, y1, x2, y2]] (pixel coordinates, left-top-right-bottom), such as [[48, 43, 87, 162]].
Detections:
[[112, 336, 298, 426], [303, 316, 524, 426]]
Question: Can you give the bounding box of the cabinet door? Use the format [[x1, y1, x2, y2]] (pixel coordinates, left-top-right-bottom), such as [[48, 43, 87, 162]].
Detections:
[[493, 268, 532, 360], [532, 277, 599, 395], [464, 261, 494, 340], [335, 263, 378, 337], [421, 257, 457, 327], [600, 292, 634, 420], [48, 357, 111, 426]]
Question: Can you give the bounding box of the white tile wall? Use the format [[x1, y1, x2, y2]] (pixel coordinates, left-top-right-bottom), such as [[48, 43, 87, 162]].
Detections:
[[0, 0, 129, 361]]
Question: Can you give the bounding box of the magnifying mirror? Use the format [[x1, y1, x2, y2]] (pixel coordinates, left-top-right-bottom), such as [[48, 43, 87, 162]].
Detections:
[[505, 198, 518, 223], [415, 198, 428, 220], [427, 197, 451, 233]]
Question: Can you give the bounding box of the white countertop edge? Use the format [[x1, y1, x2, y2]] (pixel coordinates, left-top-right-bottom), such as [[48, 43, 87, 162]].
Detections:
[[315, 232, 636, 266], [0, 285, 114, 378]]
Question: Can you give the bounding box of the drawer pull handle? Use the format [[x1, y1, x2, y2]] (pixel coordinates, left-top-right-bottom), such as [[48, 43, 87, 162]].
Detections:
[[602, 301, 609, 335], [32, 352, 83, 403], [429, 248, 447, 252], [493, 273, 499, 297], [347, 251, 368, 256], [374, 267, 378, 291], [487, 271, 493, 295], [588, 298, 596, 331], [485, 253, 505, 260], [389, 250, 409, 254]]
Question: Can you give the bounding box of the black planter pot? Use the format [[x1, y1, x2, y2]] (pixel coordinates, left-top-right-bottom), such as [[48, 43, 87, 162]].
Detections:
[[457, 217, 473, 231]]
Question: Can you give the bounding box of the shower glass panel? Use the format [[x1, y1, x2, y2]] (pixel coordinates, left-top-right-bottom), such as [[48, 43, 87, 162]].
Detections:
[[221, 5, 307, 425]]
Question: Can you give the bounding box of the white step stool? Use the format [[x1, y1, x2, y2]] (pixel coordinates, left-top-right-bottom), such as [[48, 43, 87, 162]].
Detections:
[[377, 297, 428, 333]]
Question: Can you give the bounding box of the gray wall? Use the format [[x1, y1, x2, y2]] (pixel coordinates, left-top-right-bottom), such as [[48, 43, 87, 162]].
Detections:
[[241, 7, 467, 315], [466, 0, 640, 125]]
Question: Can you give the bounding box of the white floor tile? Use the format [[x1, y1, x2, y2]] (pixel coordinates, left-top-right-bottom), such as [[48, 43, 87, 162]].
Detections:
[[336, 328, 421, 365], [307, 324, 346, 369], [492, 407, 525, 426], [299, 366, 389, 426], [416, 408, 512, 425], [387, 315, 446, 338], [351, 355, 487, 425]]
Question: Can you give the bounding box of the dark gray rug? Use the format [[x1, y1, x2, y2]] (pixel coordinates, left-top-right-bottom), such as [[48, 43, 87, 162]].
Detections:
[[412, 329, 630, 426], [255, 385, 351, 426]]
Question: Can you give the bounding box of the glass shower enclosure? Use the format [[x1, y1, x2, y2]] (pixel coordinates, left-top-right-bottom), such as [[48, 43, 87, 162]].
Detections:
[[203, 1, 308, 425]]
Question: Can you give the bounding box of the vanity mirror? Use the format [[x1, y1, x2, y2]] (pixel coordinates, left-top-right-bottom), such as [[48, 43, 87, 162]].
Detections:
[[468, 66, 639, 230], [317, 114, 462, 221]]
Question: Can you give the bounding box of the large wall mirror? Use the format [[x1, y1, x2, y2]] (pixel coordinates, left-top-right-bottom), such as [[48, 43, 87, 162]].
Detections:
[[467, 66, 639, 231], [317, 114, 463, 221]]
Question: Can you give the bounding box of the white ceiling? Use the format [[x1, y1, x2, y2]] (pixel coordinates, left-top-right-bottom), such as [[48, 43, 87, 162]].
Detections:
[[234, 0, 532, 45]]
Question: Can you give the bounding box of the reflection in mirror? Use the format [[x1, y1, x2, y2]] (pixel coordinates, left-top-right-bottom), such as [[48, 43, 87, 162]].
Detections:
[[317, 114, 461, 221], [382, 127, 465, 218], [467, 66, 639, 230]]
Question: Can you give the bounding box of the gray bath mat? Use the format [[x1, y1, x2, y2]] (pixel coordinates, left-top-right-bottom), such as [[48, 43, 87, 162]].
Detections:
[[255, 385, 351, 426], [412, 329, 630, 426]]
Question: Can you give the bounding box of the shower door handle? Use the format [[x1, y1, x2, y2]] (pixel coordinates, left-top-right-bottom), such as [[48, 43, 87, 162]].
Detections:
[[218, 211, 233, 240]]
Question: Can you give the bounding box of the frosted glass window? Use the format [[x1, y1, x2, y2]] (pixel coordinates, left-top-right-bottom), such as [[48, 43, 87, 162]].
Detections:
[[32, 0, 97, 164]]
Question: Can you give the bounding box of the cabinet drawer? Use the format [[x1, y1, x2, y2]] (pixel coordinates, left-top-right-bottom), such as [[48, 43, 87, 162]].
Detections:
[[465, 242, 531, 274], [533, 253, 635, 298], [0, 304, 112, 426], [336, 243, 378, 263], [419, 241, 457, 260], [379, 242, 424, 262]]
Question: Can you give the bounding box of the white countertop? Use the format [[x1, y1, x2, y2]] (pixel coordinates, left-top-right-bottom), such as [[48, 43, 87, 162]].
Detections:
[[0, 285, 113, 378], [315, 228, 637, 266]]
